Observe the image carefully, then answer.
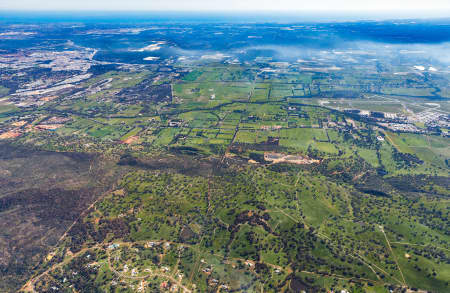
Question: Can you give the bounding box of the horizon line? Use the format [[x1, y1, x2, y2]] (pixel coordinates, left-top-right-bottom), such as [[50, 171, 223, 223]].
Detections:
[[1, 9, 450, 12], [1, 10, 449, 23]]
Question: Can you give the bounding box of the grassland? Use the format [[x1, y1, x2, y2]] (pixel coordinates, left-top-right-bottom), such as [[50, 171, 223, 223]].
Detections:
[[1, 66, 448, 293], [24, 164, 449, 292]]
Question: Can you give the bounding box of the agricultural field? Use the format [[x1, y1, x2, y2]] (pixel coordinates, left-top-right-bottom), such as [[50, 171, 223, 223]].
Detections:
[[0, 17, 449, 293]]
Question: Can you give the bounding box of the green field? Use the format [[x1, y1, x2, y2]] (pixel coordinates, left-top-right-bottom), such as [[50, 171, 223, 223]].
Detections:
[[2, 64, 449, 293]]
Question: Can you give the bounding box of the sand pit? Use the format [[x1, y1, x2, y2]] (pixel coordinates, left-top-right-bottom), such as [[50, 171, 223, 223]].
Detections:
[[264, 152, 320, 165], [0, 130, 22, 139]]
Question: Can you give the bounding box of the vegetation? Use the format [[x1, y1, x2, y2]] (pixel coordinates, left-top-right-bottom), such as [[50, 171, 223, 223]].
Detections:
[[0, 22, 449, 292]]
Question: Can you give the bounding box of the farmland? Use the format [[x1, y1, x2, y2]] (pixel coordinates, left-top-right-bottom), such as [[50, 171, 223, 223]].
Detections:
[[0, 17, 449, 293]]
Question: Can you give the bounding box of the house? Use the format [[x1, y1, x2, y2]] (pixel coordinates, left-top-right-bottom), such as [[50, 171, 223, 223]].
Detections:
[[168, 120, 182, 127], [108, 243, 120, 250], [160, 281, 169, 290]]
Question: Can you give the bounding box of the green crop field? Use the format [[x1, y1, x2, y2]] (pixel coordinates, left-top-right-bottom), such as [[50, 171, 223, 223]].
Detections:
[[1, 31, 449, 293]]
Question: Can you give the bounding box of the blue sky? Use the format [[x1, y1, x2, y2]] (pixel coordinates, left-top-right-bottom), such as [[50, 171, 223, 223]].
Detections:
[[1, 0, 450, 12]]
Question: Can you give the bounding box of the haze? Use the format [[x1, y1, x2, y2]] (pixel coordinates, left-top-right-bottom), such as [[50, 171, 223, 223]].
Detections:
[[1, 0, 450, 13]]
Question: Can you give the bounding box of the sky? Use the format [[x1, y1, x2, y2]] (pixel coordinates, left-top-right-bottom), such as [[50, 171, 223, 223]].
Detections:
[[1, 0, 450, 13]]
